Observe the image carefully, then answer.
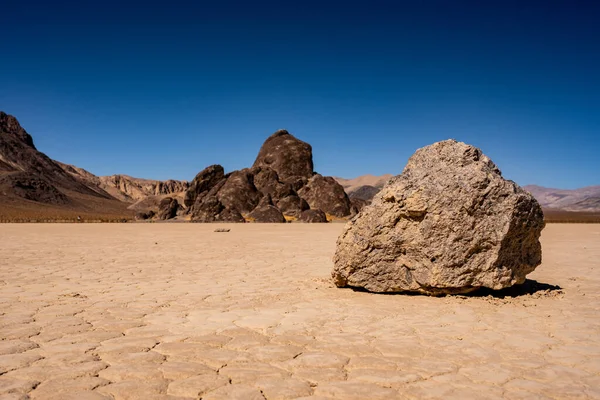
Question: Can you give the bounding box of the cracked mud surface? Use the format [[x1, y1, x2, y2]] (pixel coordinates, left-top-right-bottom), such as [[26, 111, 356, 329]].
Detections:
[[0, 223, 599, 399]]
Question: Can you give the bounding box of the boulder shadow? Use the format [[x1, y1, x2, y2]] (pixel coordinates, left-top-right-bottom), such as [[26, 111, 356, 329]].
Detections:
[[465, 279, 563, 298], [345, 279, 562, 298]]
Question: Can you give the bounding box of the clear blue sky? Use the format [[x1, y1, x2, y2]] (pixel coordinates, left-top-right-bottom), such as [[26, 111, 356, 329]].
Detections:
[[1, 1, 598, 189]]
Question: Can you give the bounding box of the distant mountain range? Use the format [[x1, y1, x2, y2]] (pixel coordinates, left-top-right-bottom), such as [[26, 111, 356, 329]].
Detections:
[[522, 185, 600, 212], [334, 174, 393, 201]]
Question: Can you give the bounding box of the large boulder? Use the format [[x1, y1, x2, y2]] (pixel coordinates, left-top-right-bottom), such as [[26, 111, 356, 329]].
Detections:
[[157, 197, 179, 220], [299, 209, 328, 223], [332, 140, 545, 295], [252, 130, 314, 183], [248, 194, 286, 223], [184, 164, 226, 208], [298, 174, 353, 218]]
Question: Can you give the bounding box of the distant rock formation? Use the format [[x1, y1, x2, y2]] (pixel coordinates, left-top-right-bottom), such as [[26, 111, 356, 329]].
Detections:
[[59, 162, 189, 204], [157, 197, 180, 220], [186, 130, 352, 222], [332, 140, 545, 295], [333, 174, 394, 213]]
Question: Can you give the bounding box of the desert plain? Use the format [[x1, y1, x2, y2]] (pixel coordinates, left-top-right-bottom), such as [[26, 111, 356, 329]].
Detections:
[[0, 223, 599, 400]]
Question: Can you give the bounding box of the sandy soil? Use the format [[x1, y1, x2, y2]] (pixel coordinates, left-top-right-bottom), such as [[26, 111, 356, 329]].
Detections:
[[0, 223, 599, 399]]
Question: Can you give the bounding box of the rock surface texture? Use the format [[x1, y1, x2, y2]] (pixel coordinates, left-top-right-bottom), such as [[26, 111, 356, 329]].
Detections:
[[252, 129, 314, 183], [332, 140, 545, 295]]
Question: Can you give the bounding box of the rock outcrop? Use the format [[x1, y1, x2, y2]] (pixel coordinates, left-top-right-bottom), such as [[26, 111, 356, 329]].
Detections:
[[297, 174, 352, 218], [157, 197, 180, 220], [332, 140, 545, 295], [186, 129, 356, 223]]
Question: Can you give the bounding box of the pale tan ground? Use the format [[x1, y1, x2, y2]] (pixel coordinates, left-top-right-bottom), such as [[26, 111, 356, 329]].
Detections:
[[0, 224, 599, 400]]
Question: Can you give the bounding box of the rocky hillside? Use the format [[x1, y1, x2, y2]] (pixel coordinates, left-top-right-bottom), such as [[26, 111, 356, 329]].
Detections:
[[58, 162, 188, 205], [185, 129, 355, 222], [0, 112, 133, 220], [0, 112, 192, 221], [523, 185, 600, 212]]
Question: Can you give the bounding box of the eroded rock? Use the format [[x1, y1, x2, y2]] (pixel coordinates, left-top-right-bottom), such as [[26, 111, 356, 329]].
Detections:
[[298, 174, 352, 218], [332, 139, 545, 295]]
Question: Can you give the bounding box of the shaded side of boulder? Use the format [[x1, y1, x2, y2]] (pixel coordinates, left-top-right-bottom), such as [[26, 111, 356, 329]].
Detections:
[[297, 174, 352, 217], [184, 164, 225, 208], [277, 195, 310, 217], [248, 195, 286, 223], [215, 169, 261, 215], [157, 197, 179, 220], [191, 195, 245, 223], [252, 129, 314, 183], [251, 166, 295, 200], [332, 139, 545, 295], [299, 209, 328, 223]]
